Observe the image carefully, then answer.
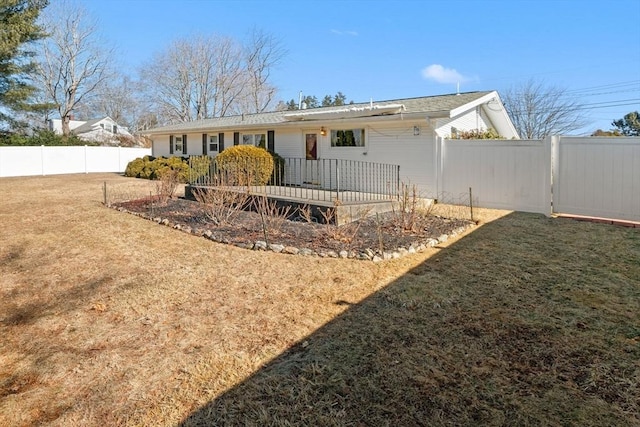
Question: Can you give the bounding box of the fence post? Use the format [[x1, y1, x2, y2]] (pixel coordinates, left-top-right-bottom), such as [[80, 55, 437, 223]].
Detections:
[[469, 187, 474, 222], [41, 145, 45, 175], [84, 145, 88, 174], [549, 135, 559, 217]]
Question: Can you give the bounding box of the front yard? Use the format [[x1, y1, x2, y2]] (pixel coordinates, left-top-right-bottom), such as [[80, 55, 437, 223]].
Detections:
[[0, 174, 638, 426]]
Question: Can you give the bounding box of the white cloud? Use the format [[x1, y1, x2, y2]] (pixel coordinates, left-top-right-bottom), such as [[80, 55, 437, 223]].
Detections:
[[331, 29, 358, 36], [421, 64, 470, 84]]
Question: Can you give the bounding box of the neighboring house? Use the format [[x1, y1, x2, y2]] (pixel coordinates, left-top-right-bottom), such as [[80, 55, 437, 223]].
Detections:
[[145, 91, 518, 195], [49, 116, 134, 145]]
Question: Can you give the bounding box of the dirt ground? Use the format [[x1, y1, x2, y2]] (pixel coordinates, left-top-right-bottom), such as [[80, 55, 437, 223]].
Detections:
[[112, 195, 474, 257], [1, 173, 638, 426]]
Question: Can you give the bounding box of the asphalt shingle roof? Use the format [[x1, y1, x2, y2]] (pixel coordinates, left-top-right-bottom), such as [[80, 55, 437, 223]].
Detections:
[[146, 91, 493, 134], [72, 118, 104, 134]]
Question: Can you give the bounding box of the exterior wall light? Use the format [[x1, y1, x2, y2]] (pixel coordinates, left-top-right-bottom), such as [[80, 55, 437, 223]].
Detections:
[[320, 127, 327, 136]]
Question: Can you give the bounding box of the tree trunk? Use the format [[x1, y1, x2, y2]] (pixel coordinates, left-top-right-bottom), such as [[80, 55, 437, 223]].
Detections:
[[62, 115, 71, 137]]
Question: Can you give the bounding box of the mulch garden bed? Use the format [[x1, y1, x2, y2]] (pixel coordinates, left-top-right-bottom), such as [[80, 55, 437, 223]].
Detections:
[[112, 196, 474, 259]]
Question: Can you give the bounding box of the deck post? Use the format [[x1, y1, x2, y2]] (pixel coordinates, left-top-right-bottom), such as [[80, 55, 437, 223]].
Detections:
[[335, 159, 340, 203], [396, 165, 400, 199]]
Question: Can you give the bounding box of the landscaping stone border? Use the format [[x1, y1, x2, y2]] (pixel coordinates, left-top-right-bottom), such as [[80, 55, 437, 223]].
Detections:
[[112, 206, 475, 262]]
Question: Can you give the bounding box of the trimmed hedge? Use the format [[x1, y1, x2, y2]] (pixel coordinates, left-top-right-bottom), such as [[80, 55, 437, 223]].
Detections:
[[215, 145, 274, 186], [0, 130, 94, 146], [124, 156, 210, 183]]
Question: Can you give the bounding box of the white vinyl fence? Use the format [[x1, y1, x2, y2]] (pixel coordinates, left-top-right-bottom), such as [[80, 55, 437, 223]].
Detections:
[[0, 146, 151, 178], [437, 136, 640, 222], [437, 138, 551, 214], [553, 137, 640, 222]]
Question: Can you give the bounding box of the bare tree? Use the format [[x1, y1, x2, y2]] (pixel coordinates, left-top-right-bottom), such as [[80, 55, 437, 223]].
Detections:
[[140, 35, 245, 124], [503, 79, 586, 139], [238, 28, 285, 114], [140, 30, 284, 123], [83, 75, 139, 126], [34, 0, 112, 136]]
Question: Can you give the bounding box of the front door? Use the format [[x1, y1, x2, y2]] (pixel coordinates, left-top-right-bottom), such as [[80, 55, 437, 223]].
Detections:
[[305, 133, 318, 160], [304, 132, 319, 185]]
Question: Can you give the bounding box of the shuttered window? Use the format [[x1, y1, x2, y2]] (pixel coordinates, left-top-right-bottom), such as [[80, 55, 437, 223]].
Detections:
[[267, 130, 275, 152]]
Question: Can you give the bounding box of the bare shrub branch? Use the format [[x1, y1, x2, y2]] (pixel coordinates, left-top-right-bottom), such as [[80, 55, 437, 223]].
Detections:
[[392, 182, 420, 231], [297, 204, 315, 223], [253, 195, 292, 245], [155, 168, 180, 204], [192, 176, 249, 226]]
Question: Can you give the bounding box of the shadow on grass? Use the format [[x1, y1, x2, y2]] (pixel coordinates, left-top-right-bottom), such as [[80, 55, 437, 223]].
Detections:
[[180, 212, 640, 426]]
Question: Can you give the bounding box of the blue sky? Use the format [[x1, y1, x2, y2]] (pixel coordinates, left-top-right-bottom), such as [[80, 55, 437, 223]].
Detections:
[[79, 0, 640, 134]]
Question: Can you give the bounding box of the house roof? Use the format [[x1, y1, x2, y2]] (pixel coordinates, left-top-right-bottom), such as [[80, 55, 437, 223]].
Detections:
[[145, 91, 507, 135], [72, 118, 105, 134]]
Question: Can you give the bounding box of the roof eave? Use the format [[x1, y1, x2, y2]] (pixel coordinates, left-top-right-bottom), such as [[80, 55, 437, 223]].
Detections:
[[449, 91, 499, 118]]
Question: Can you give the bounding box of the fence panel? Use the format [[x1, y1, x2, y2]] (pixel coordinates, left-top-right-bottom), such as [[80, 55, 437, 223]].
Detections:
[[0, 146, 44, 176], [42, 146, 86, 175], [553, 137, 640, 221], [439, 138, 551, 214], [0, 146, 151, 178]]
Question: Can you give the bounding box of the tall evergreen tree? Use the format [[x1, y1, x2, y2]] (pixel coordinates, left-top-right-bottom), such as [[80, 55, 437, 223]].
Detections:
[[0, 0, 48, 128], [612, 111, 640, 136]]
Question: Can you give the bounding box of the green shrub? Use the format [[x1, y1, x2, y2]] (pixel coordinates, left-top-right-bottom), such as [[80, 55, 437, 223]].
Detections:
[[152, 157, 189, 182], [189, 155, 212, 182], [0, 130, 93, 146], [124, 155, 192, 183], [455, 128, 503, 140], [215, 145, 274, 186], [124, 157, 147, 178]]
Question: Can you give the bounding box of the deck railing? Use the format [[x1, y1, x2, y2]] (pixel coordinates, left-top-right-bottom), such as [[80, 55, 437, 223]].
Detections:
[[188, 156, 400, 204]]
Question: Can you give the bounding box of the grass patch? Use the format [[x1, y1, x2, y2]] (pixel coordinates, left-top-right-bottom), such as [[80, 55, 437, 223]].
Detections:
[[0, 174, 638, 426]]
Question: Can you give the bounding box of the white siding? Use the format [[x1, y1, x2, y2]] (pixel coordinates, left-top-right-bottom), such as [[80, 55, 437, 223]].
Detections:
[[49, 119, 86, 134], [435, 108, 491, 138], [152, 135, 172, 157], [271, 129, 303, 158], [361, 123, 437, 196]]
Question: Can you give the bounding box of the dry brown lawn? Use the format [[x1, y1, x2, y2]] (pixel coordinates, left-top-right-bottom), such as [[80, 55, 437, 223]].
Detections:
[[0, 173, 638, 426]]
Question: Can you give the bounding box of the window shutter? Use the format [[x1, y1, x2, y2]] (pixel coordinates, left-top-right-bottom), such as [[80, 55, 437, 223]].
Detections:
[[218, 133, 225, 152], [202, 134, 207, 155], [183, 134, 188, 155], [233, 132, 239, 145], [267, 130, 275, 152], [169, 135, 174, 154]]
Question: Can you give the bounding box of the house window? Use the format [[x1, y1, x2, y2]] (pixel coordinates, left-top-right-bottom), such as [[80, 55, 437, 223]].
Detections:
[[209, 134, 219, 152], [330, 129, 365, 147], [113, 125, 118, 134], [242, 133, 266, 149], [175, 136, 183, 153]]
